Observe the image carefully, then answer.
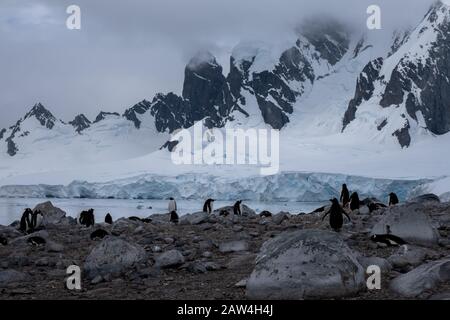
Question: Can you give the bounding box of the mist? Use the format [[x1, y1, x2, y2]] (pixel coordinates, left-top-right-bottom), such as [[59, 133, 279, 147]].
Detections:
[[0, 0, 435, 128]]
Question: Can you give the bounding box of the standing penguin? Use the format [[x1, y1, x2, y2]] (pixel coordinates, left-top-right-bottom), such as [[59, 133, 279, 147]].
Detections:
[[168, 197, 177, 213], [389, 192, 399, 206], [322, 198, 351, 232], [233, 200, 242, 216], [19, 208, 33, 233], [105, 213, 113, 224], [349, 192, 360, 211], [203, 199, 215, 214], [340, 184, 350, 207], [19, 209, 43, 233], [78, 209, 95, 227]]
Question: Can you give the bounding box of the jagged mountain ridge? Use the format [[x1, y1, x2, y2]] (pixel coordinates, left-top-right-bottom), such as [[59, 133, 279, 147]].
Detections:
[[1, 1, 450, 158]]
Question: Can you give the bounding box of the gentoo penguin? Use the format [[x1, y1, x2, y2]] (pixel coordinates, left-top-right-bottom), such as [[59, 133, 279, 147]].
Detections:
[[322, 198, 351, 232], [19, 208, 43, 233], [203, 199, 215, 214], [0, 236, 7, 246], [27, 236, 46, 246], [340, 184, 350, 207], [370, 234, 407, 247], [105, 213, 113, 224], [128, 216, 142, 222], [389, 192, 399, 206], [349, 192, 360, 211], [90, 229, 109, 240], [259, 210, 272, 217], [170, 211, 179, 224], [219, 209, 229, 217], [168, 197, 177, 214], [77, 209, 95, 227], [233, 200, 243, 216]]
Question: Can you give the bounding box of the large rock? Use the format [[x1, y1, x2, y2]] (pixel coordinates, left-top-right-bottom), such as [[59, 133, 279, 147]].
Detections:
[[390, 257, 450, 298], [387, 245, 439, 270], [408, 194, 440, 204], [33, 201, 66, 225], [214, 205, 256, 216], [371, 203, 439, 246], [246, 229, 365, 299], [0, 225, 22, 239], [84, 237, 146, 279], [0, 270, 29, 287], [180, 212, 210, 225], [111, 218, 139, 235], [154, 250, 185, 268]]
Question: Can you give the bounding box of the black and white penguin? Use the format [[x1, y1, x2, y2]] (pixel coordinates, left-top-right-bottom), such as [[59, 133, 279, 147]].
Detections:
[[389, 192, 399, 206], [141, 218, 152, 223], [19, 208, 43, 233], [27, 236, 46, 246], [259, 210, 272, 217], [370, 234, 407, 247], [168, 197, 177, 214], [170, 211, 179, 224], [128, 216, 142, 222], [322, 198, 351, 232], [77, 209, 95, 227], [203, 199, 215, 214], [0, 236, 7, 246], [233, 200, 242, 216], [219, 209, 229, 217], [340, 184, 350, 207], [105, 213, 113, 224], [349, 192, 360, 211], [90, 229, 109, 240]]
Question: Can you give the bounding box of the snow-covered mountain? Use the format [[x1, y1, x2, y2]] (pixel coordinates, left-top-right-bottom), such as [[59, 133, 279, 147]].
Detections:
[[1, 1, 450, 200]]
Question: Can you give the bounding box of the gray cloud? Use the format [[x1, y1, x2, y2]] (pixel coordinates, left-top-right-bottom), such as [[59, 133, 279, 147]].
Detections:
[[0, 0, 434, 128]]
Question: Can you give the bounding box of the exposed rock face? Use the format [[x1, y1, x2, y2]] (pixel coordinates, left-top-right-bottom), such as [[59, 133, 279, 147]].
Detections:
[[0, 270, 29, 287], [246, 229, 365, 299], [408, 194, 441, 204], [84, 237, 147, 279], [371, 203, 439, 246], [69, 114, 91, 133], [343, 2, 450, 146], [23, 103, 56, 129], [123, 100, 152, 129], [390, 257, 450, 297], [93, 111, 120, 123]]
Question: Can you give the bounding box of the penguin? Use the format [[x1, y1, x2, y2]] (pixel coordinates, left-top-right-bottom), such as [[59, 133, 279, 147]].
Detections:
[[19, 208, 33, 233], [170, 211, 179, 224], [389, 192, 399, 206], [219, 209, 229, 217], [19, 208, 43, 233], [77, 209, 95, 227], [0, 236, 7, 246], [340, 184, 350, 207], [203, 199, 215, 214], [370, 234, 407, 247], [141, 218, 152, 223], [321, 198, 351, 232], [233, 200, 242, 216], [259, 210, 272, 217], [27, 236, 46, 246], [349, 192, 360, 211], [168, 197, 177, 214], [90, 229, 109, 240], [105, 213, 113, 224], [128, 216, 142, 222]]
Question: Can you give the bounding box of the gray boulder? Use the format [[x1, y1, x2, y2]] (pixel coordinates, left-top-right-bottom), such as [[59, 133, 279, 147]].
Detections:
[[0, 270, 29, 287], [214, 205, 256, 216], [33, 201, 66, 225], [0, 225, 22, 239], [84, 237, 146, 279], [180, 212, 210, 225], [111, 218, 139, 235], [246, 229, 365, 299], [387, 245, 439, 270], [390, 257, 450, 297], [408, 194, 440, 204], [272, 212, 290, 225], [357, 256, 392, 273], [371, 203, 439, 246], [154, 249, 185, 268]]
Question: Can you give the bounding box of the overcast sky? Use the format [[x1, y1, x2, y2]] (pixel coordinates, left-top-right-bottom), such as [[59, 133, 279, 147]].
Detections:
[[0, 0, 435, 128]]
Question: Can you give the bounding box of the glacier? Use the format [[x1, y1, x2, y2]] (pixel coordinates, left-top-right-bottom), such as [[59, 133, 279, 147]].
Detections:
[[0, 172, 430, 202]]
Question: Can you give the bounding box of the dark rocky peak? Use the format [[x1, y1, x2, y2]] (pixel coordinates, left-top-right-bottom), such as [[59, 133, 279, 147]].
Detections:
[[388, 29, 411, 57], [0, 128, 5, 140], [352, 36, 373, 59], [123, 100, 152, 129], [150, 93, 191, 133], [343, 57, 384, 130], [299, 18, 350, 65], [69, 114, 91, 133], [23, 103, 57, 129], [93, 111, 120, 124]]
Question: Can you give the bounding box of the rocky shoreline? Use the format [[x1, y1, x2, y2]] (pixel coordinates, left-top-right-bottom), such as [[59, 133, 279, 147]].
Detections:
[[0, 197, 449, 300]]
